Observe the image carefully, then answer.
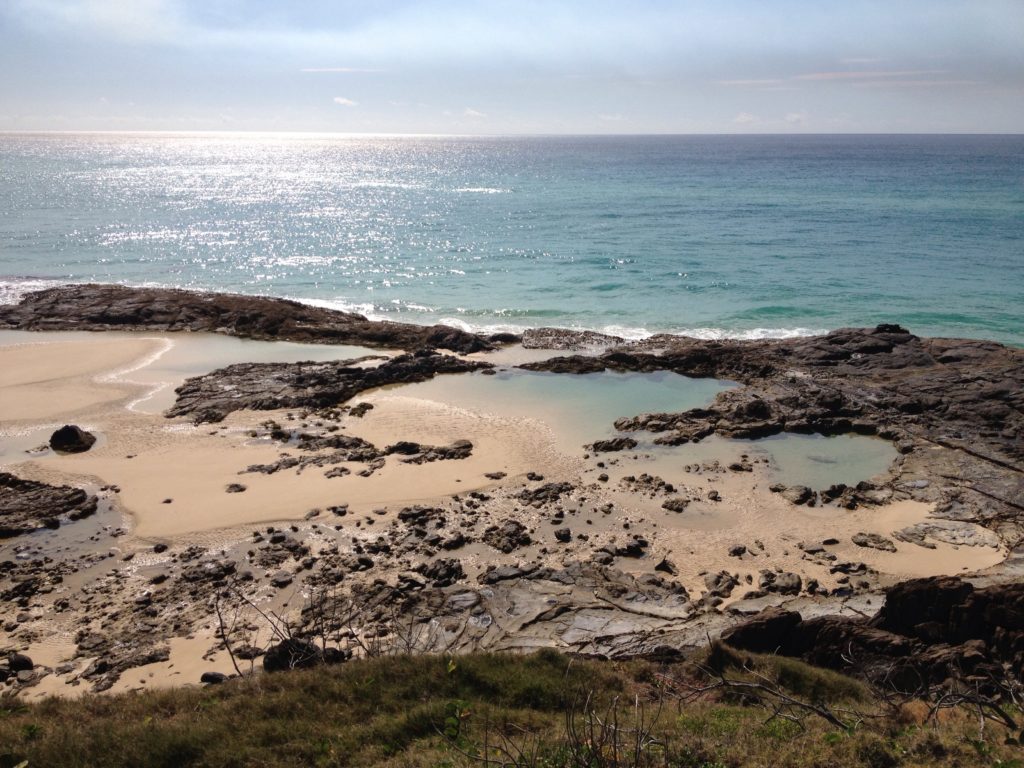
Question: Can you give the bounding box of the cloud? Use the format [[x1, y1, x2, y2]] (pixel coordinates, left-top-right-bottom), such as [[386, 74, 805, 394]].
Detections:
[[332, 96, 358, 107], [463, 107, 486, 118], [733, 112, 758, 124], [718, 79, 784, 87], [598, 113, 627, 122], [794, 69, 944, 81], [852, 79, 980, 88], [784, 111, 808, 124], [301, 67, 383, 73]]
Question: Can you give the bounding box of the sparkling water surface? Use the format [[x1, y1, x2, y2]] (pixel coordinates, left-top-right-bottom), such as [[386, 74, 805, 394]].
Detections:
[[1, 132, 1021, 344]]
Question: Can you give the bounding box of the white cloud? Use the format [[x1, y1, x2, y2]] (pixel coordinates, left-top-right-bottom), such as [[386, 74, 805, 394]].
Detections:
[[733, 112, 758, 124], [332, 96, 358, 107], [598, 113, 627, 122], [463, 107, 486, 118], [784, 111, 808, 124]]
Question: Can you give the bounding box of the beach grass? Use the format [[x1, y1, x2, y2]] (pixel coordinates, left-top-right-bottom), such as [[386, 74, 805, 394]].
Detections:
[[1, 648, 1019, 768]]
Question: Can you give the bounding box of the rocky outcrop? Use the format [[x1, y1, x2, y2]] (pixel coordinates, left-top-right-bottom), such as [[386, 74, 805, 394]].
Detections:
[[0, 284, 500, 353], [167, 350, 491, 423], [721, 576, 1024, 693], [524, 325, 1024, 539], [0, 472, 98, 538]]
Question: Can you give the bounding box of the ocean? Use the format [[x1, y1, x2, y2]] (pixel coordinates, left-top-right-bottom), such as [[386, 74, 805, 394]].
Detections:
[[1, 132, 1021, 345]]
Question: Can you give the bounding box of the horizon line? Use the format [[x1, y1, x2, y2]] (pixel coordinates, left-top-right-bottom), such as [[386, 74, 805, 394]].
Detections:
[[1, 129, 1022, 139]]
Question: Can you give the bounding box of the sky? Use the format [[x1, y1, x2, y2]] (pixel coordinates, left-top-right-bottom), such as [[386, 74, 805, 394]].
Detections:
[[1, 0, 1022, 134]]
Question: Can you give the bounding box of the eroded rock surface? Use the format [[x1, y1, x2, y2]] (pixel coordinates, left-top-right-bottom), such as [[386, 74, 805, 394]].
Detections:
[[722, 576, 1024, 694]]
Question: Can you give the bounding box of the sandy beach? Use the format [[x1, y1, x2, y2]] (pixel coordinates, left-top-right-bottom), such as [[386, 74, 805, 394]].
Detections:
[[1, 324, 1014, 699]]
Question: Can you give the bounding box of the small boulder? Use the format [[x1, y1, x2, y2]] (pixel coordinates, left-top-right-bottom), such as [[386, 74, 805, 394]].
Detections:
[[7, 652, 34, 672], [49, 425, 96, 454]]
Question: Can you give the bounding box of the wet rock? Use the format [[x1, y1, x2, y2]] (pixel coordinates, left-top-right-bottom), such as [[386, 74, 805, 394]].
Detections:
[[780, 486, 815, 506], [518, 482, 573, 506], [169, 352, 493, 423], [387, 439, 473, 464], [49, 425, 96, 453], [588, 437, 638, 453], [0, 472, 98, 537], [0, 284, 495, 354]]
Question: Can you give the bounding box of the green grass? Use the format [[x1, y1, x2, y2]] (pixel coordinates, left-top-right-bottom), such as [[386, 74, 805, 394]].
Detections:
[[0, 649, 1018, 767]]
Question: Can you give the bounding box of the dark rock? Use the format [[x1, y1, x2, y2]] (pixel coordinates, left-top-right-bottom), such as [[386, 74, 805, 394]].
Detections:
[[588, 437, 638, 453], [554, 527, 572, 543], [270, 570, 293, 588], [518, 482, 573, 505], [263, 639, 324, 672], [169, 352, 492, 423], [483, 521, 531, 553], [704, 571, 738, 598], [654, 558, 678, 576], [661, 497, 689, 513], [415, 558, 465, 588], [7, 652, 33, 672], [721, 607, 802, 653], [49, 425, 96, 453], [0, 284, 495, 354], [0, 472, 98, 537], [852, 532, 897, 552], [200, 671, 228, 684]]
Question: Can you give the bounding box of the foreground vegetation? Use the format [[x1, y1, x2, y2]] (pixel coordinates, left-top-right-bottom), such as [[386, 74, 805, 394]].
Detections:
[[1, 647, 1021, 768]]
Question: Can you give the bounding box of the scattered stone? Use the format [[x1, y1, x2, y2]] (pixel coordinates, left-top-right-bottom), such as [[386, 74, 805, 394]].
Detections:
[[852, 532, 897, 552]]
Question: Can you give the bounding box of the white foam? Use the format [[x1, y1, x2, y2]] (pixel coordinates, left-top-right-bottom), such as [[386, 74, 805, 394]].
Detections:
[[0, 278, 67, 305], [96, 336, 176, 412], [675, 327, 827, 341]]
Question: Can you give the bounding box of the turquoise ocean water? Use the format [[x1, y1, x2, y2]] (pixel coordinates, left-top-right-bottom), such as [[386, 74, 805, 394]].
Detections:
[[0, 133, 1021, 344]]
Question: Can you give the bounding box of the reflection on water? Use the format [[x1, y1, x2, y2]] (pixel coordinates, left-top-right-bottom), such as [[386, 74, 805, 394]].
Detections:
[[660, 433, 897, 490], [385, 368, 736, 452], [387, 368, 896, 488]]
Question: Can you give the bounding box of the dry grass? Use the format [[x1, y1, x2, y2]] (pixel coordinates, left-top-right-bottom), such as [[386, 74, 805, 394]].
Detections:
[[0, 648, 1019, 768]]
